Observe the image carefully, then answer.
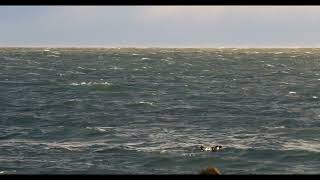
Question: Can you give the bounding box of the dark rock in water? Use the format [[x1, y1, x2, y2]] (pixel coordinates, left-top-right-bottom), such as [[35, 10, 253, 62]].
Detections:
[[200, 167, 221, 175]]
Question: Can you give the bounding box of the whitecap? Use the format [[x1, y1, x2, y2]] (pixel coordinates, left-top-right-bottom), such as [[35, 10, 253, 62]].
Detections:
[[141, 57, 150, 60], [0, 170, 16, 174], [289, 91, 297, 94], [266, 64, 274, 67], [51, 51, 60, 55], [26, 72, 40, 76], [70, 82, 111, 86], [312, 96, 318, 99], [281, 140, 320, 153], [137, 101, 154, 106], [274, 52, 283, 54], [0, 139, 101, 152], [67, 99, 82, 102], [110, 66, 123, 70], [132, 53, 139, 56], [70, 83, 79, 86], [47, 55, 59, 58], [274, 126, 286, 129], [280, 82, 296, 85], [99, 82, 112, 85], [86, 127, 108, 132]]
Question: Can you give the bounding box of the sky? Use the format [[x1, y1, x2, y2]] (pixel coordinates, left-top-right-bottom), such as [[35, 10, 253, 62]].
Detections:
[[1, 6, 320, 48]]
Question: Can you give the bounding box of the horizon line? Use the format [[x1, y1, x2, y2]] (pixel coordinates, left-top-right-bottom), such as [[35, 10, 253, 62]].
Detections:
[[0, 45, 320, 49]]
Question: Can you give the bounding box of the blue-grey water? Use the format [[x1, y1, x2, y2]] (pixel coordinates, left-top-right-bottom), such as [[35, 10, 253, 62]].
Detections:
[[1, 48, 320, 174]]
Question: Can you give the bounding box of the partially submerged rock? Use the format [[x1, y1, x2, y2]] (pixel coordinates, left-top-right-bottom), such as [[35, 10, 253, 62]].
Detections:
[[199, 167, 221, 175]]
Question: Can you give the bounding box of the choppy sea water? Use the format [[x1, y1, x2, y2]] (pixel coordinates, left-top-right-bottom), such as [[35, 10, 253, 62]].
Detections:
[[1, 48, 320, 174]]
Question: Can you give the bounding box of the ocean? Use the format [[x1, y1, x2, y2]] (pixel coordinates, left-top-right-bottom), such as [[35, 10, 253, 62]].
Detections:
[[1, 48, 320, 174]]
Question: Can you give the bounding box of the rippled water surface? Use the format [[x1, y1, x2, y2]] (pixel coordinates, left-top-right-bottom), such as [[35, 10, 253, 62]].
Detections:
[[1, 48, 320, 174]]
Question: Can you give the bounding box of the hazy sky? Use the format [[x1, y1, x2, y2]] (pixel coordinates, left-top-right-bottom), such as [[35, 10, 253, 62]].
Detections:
[[1, 6, 320, 47]]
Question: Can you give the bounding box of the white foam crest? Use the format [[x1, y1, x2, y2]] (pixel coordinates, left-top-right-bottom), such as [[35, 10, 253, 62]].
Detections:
[[51, 51, 61, 55], [85, 126, 110, 132], [137, 101, 154, 106], [286, 91, 299, 98], [70, 81, 112, 86], [110, 66, 123, 70], [47, 55, 59, 58], [161, 59, 175, 64], [26, 72, 40, 76], [266, 64, 275, 67], [281, 140, 320, 153], [263, 125, 286, 130], [0, 139, 111, 152], [274, 126, 286, 129], [0, 170, 16, 174], [141, 57, 150, 60], [289, 91, 297, 94], [215, 134, 255, 150], [274, 52, 283, 54], [280, 82, 296, 85]]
